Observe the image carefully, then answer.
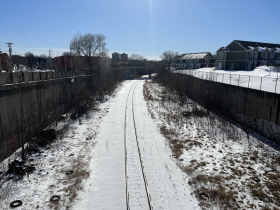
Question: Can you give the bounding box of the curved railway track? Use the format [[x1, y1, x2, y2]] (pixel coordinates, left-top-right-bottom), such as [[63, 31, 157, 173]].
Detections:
[[124, 80, 153, 210]]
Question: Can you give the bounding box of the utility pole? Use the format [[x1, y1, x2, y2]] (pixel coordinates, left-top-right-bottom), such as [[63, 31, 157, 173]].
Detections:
[[6, 42, 13, 58], [6, 42, 13, 71]]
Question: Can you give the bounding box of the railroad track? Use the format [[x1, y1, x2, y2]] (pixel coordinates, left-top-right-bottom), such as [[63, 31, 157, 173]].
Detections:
[[124, 80, 153, 210]]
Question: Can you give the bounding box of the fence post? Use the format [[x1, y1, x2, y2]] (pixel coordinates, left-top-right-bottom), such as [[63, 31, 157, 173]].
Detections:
[[230, 73, 231, 84], [260, 77, 262, 90], [238, 75, 240, 86], [222, 73, 224, 83], [275, 78, 278, 93], [248, 76, 250, 88]]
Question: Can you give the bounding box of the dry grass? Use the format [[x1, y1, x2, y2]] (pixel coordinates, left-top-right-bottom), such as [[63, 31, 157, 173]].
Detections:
[[188, 174, 240, 209], [160, 125, 183, 158], [143, 81, 155, 101], [160, 125, 203, 159], [145, 78, 280, 210], [49, 140, 94, 209]]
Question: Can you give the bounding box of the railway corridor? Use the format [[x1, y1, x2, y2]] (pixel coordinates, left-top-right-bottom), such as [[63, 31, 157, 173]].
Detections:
[[73, 80, 195, 210]]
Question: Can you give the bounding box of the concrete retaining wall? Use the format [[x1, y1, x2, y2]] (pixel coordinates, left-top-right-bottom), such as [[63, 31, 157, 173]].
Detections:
[[180, 73, 280, 144], [0, 71, 94, 162], [0, 71, 91, 86]]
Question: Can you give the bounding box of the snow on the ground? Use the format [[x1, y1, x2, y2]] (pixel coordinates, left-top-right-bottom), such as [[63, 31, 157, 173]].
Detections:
[[143, 80, 280, 209], [0, 90, 119, 209], [73, 80, 197, 210], [133, 81, 196, 210], [0, 80, 199, 210], [173, 66, 280, 93]]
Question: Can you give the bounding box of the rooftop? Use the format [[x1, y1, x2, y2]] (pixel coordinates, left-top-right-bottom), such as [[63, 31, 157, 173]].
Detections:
[[233, 40, 280, 51], [175, 52, 213, 60]]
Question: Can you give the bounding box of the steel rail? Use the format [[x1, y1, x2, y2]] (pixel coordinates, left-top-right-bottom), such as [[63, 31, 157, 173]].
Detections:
[[131, 81, 153, 210], [124, 80, 139, 210]]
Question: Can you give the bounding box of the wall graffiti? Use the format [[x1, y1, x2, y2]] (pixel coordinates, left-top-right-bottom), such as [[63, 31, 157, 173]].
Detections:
[[182, 74, 280, 145], [237, 114, 280, 144]]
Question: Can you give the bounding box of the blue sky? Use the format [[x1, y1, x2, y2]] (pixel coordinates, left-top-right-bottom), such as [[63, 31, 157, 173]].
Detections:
[[0, 0, 279, 60]]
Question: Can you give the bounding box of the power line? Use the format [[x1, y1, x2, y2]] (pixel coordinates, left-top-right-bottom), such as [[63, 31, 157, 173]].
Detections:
[[12, 44, 66, 51], [0, 24, 6, 44], [1, 21, 68, 49]]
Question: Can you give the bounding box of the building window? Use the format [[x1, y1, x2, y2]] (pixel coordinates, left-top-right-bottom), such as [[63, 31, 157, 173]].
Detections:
[[218, 53, 223, 59], [207, 58, 209, 63], [264, 53, 268, 59], [270, 53, 274, 59], [254, 52, 258, 59], [249, 52, 253, 58]]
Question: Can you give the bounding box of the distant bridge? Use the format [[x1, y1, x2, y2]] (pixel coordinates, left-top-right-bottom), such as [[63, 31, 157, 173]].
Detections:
[[120, 66, 161, 77]]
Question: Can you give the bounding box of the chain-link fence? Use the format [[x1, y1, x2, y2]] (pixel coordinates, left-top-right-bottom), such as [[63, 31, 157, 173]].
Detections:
[[172, 69, 280, 94]]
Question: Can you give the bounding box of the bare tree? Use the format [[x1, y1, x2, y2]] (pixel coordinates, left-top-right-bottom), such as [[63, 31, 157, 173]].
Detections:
[[62, 52, 71, 56], [160, 50, 180, 68], [70, 32, 108, 70], [12, 54, 26, 70], [40, 53, 48, 58], [25, 52, 35, 69], [129, 53, 145, 66]]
